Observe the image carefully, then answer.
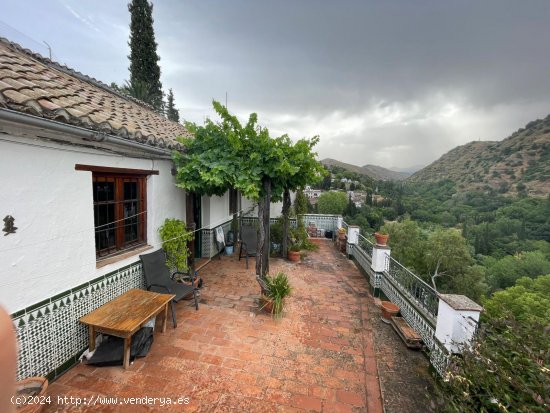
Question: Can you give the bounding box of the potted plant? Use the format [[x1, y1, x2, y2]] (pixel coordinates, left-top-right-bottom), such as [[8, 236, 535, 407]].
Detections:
[[158, 219, 201, 290], [287, 244, 301, 262], [338, 227, 347, 240], [260, 272, 293, 318], [374, 231, 389, 246]]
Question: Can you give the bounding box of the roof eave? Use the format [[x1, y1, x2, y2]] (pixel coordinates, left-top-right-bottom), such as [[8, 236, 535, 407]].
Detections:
[[0, 107, 180, 158]]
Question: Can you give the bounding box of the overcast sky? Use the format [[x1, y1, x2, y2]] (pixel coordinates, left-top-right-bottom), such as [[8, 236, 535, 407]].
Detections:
[[1, 0, 549, 169]]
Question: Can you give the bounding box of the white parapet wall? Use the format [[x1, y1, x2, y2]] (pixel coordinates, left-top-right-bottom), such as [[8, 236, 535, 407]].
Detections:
[[371, 245, 390, 273], [435, 294, 483, 354]]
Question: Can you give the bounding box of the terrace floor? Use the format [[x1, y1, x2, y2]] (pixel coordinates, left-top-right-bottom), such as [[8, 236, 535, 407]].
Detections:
[[44, 239, 432, 412]]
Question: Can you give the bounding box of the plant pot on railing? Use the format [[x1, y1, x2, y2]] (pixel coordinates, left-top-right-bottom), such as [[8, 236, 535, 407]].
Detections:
[[338, 228, 347, 240], [15, 376, 48, 413], [380, 301, 399, 324], [374, 232, 389, 246]]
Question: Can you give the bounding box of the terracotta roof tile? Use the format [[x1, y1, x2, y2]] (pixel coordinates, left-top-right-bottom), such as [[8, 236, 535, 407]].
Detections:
[[0, 37, 191, 151]]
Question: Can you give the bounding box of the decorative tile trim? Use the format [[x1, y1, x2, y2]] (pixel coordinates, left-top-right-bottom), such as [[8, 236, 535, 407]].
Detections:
[[11, 261, 145, 381], [300, 214, 339, 231], [239, 214, 339, 233], [200, 219, 234, 258]]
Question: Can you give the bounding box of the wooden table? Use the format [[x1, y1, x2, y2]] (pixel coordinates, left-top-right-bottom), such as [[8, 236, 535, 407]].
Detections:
[[80, 289, 175, 369]]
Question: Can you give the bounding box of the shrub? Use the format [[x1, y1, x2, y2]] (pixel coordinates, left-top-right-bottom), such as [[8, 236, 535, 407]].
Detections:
[[263, 272, 293, 317], [158, 218, 193, 272], [270, 219, 283, 244], [432, 318, 549, 413]]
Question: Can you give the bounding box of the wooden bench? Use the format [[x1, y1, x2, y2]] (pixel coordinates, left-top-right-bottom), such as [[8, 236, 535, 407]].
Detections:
[[391, 316, 422, 350], [80, 289, 175, 369]]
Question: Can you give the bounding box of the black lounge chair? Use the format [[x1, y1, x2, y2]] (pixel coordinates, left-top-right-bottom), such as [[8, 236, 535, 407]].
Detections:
[[238, 225, 257, 269], [139, 249, 198, 328]]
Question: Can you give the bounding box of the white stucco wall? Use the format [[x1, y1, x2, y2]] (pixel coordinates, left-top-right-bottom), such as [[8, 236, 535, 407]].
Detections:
[[435, 299, 481, 353], [0, 135, 186, 313], [197, 192, 232, 229], [240, 197, 288, 218], [208, 193, 230, 227]]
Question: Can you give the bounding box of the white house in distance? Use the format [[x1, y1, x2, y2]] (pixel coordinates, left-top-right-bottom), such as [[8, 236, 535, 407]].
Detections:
[[303, 185, 322, 199], [0, 38, 238, 380]]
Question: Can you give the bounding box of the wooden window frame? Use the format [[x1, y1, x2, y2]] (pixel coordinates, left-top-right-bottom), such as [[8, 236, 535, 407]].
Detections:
[[77, 165, 157, 260]]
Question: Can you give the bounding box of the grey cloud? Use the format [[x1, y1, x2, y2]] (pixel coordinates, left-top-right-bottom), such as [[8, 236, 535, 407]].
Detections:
[[2, 0, 549, 168]]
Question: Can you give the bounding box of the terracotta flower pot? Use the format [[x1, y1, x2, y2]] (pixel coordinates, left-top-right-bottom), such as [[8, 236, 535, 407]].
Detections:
[[380, 301, 399, 324], [338, 230, 347, 240], [259, 295, 274, 314], [287, 250, 300, 262], [15, 376, 48, 413], [374, 232, 389, 246]]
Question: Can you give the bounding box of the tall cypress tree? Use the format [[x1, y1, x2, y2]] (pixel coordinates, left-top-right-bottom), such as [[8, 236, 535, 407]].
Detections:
[[127, 0, 163, 111], [166, 88, 180, 122]]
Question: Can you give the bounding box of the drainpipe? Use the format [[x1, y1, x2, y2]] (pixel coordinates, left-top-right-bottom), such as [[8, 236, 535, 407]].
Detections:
[[0, 108, 175, 158]]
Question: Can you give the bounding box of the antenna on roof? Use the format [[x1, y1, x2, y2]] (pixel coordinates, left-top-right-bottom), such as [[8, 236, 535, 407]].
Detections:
[[42, 41, 51, 59]]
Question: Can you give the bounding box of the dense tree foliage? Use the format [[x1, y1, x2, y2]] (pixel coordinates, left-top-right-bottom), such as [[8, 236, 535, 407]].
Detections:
[[484, 251, 550, 291], [484, 275, 550, 324], [166, 88, 180, 122], [316, 191, 348, 214], [293, 189, 308, 216], [174, 101, 322, 279], [320, 173, 550, 301], [127, 0, 163, 110]]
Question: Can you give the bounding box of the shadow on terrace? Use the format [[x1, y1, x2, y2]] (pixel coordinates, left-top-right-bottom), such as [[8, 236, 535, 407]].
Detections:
[[45, 239, 429, 413]]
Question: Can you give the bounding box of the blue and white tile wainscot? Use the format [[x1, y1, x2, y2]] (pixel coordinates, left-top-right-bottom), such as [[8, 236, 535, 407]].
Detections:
[[11, 261, 145, 381]]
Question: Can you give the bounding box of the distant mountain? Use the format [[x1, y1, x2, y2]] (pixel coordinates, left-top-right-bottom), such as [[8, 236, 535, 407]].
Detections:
[[362, 164, 411, 181], [408, 115, 550, 196], [320, 158, 410, 181], [388, 165, 425, 174]]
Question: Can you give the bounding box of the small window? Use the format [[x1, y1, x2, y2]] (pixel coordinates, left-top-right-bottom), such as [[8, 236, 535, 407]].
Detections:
[[93, 174, 147, 258]]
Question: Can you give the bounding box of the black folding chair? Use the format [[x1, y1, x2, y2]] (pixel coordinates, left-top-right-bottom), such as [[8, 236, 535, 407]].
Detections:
[[238, 225, 257, 269], [140, 249, 198, 328]]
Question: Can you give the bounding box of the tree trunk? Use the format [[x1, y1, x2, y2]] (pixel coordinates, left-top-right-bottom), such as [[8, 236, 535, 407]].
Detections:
[[185, 191, 196, 275], [281, 188, 291, 259], [256, 178, 271, 279]]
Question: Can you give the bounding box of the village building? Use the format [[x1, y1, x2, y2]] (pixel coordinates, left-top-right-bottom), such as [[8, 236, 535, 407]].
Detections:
[[0, 37, 250, 378]]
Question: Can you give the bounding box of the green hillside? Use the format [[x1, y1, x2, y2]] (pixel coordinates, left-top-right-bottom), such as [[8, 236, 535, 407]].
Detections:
[[408, 115, 550, 196]]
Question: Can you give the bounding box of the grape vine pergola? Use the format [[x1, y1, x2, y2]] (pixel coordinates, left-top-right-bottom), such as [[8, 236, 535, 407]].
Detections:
[[173, 101, 323, 285]]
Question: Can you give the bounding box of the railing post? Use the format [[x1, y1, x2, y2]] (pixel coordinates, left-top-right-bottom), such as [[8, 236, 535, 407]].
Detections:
[[346, 225, 359, 258], [435, 294, 483, 354], [371, 244, 390, 273], [370, 242, 390, 298]]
